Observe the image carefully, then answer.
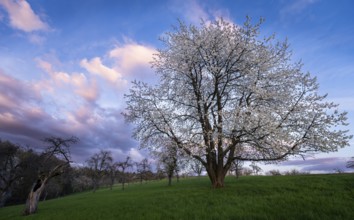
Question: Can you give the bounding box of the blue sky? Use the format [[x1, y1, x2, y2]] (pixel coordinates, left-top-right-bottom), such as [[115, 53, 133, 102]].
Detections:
[[0, 0, 353, 173]]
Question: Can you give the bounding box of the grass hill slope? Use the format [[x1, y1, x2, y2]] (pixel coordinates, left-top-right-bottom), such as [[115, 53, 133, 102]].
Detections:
[[1, 174, 353, 220]]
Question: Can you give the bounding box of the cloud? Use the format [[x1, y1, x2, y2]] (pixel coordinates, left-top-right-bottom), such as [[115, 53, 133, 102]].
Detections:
[[280, 157, 352, 173], [0, 68, 138, 163], [0, 0, 49, 32], [36, 58, 100, 103], [80, 57, 126, 87], [0, 70, 55, 148], [281, 0, 318, 15], [109, 41, 157, 72], [128, 147, 145, 162], [169, 0, 234, 26], [169, 0, 209, 24], [28, 33, 46, 44], [0, 69, 40, 111]]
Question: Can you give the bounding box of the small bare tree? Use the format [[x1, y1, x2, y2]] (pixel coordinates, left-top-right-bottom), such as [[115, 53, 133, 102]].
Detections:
[[108, 162, 118, 190], [152, 138, 181, 185], [267, 170, 281, 176], [87, 150, 112, 193], [230, 160, 244, 179], [23, 136, 78, 215], [162, 147, 178, 186], [117, 156, 133, 190], [250, 162, 262, 175], [242, 168, 253, 176], [190, 159, 204, 177], [136, 158, 151, 184]]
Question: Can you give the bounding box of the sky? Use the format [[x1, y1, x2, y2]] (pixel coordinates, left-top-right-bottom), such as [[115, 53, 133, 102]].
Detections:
[[0, 0, 353, 173]]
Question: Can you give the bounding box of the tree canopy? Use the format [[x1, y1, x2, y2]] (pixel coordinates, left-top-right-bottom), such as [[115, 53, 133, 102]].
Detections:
[[124, 18, 352, 187]]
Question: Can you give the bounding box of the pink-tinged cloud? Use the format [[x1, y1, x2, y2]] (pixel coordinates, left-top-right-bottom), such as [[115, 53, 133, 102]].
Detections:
[[109, 42, 157, 71], [0, 69, 139, 163], [28, 33, 46, 44], [0, 0, 49, 32], [74, 77, 99, 103], [0, 69, 41, 110], [36, 58, 100, 103], [80, 57, 125, 85]]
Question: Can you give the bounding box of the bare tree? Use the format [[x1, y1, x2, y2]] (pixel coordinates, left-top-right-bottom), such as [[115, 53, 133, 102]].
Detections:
[[242, 168, 253, 176], [155, 162, 165, 180], [23, 136, 78, 215], [108, 162, 118, 190], [124, 17, 352, 187], [190, 159, 204, 177], [117, 156, 133, 190], [267, 170, 281, 176], [87, 150, 112, 193], [230, 160, 244, 179], [153, 139, 189, 185], [136, 158, 151, 184], [284, 169, 302, 175], [157, 144, 178, 186], [249, 162, 262, 175]]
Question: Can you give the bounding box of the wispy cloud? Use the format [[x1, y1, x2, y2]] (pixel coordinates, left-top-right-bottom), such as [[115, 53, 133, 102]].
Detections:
[[281, 0, 318, 15], [170, 0, 209, 24], [280, 157, 352, 173], [0, 0, 49, 32]]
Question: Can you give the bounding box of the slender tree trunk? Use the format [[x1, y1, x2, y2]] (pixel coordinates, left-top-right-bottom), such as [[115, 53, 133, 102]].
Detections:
[[175, 170, 179, 183], [23, 178, 48, 215], [42, 191, 47, 201], [110, 178, 113, 190], [168, 174, 172, 186], [122, 175, 125, 190], [92, 180, 98, 193]]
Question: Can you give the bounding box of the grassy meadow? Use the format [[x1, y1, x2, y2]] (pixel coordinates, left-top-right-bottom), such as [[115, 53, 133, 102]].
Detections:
[[0, 174, 353, 220]]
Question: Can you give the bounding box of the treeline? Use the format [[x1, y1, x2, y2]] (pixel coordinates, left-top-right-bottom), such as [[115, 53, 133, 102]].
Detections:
[[0, 138, 196, 210]]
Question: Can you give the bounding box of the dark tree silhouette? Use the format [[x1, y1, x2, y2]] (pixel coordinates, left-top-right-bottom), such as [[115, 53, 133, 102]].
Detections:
[[117, 156, 133, 190], [87, 150, 112, 193], [23, 136, 78, 215], [0, 140, 22, 207]]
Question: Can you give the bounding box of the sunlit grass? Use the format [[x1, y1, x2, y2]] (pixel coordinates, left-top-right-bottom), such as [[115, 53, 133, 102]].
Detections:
[[1, 174, 353, 220]]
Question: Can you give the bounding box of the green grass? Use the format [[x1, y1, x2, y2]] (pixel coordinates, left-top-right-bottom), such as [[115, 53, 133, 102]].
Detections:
[[1, 174, 354, 220]]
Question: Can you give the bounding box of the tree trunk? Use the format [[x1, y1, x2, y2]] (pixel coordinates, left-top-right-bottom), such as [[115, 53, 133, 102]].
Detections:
[[206, 167, 226, 188], [168, 175, 172, 186], [92, 182, 97, 193], [235, 169, 240, 179], [23, 178, 47, 215]]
